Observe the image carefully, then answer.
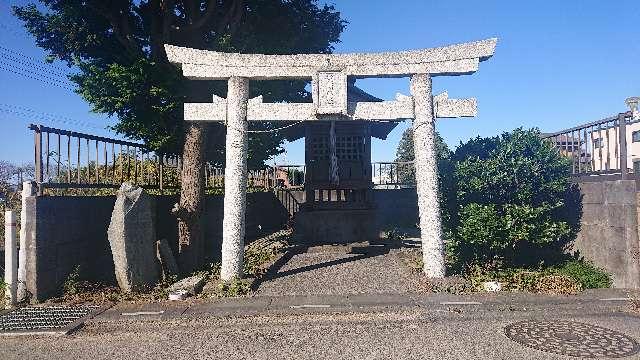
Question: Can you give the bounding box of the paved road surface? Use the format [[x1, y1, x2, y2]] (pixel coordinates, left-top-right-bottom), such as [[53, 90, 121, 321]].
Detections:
[[2, 291, 639, 360]]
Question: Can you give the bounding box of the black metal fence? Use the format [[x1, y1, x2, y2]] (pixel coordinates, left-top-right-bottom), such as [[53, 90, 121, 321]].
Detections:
[[541, 112, 636, 179], [30, 124, 302, 192]]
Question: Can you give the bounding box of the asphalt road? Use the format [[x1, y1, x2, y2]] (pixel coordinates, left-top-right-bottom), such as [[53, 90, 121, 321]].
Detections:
[[2, 293, 640, 360]]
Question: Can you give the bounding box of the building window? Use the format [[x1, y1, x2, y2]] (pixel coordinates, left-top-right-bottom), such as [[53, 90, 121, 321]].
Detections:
[[633, 131, 640, 143], [593, 138, 603, 149], [634, 160, 640, 174]]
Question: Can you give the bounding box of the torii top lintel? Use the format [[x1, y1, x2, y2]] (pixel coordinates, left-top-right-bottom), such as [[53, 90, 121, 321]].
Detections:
[[165, 38, 497, 80], [165, 38, 497, 122]]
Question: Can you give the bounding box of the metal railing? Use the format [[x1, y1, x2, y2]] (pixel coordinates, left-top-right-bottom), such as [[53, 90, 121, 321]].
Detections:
[[371, 161, 416, 187], [542, 112, 635, 179], [30, 124, 303, 192], [274, 188, 301, 217], [31, 124, 168, 191]]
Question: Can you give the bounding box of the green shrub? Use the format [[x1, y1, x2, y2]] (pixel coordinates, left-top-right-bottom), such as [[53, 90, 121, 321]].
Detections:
[[448, 128, 580, 271], [216, 277, 251, 297], [553, 260, 611, 289], [63, 266, 82, 295]]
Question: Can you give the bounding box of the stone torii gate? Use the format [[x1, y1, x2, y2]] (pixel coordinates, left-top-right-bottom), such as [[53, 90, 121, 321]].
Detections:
[[165, 38, 497, 281]]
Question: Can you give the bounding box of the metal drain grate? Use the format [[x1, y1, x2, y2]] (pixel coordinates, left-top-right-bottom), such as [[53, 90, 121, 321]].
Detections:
[[505, 320, 640, 358], [0, 305, 99, 334]]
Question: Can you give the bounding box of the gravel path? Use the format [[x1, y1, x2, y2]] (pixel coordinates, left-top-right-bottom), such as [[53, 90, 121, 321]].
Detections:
[[255, 243, 422, 296]]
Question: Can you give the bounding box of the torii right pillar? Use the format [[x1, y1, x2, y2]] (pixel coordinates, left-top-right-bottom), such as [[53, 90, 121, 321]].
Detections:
[[410, 74, 445, 278]]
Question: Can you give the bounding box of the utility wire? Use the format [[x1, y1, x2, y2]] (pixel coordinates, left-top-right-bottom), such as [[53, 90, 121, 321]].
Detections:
[[0, 64, 75, 91], [0, 44, 70, 72], [0, 103, 94, 125], [0, 108, 100, 130], [0, 52, 70, 78], [0, 106, 104, 130], [0, 60, 75, 88]]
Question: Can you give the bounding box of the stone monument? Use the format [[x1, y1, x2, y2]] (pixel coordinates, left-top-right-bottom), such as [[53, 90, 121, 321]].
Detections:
[[108, 183, 160, 291]]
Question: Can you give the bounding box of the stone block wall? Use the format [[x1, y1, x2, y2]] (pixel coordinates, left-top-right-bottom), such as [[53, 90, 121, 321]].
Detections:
[[25, 191, 288, 301], [574, 180, 640, 288]]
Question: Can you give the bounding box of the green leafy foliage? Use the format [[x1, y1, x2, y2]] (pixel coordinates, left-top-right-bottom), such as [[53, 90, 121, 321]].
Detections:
[[395, 128, 580, 271], [465, 258, 611, 294], [216, 277, 251, 297], [62, 265, 82, 296], [13, 1, 346, 167], [394, 128, 455, 230], [448, 128, 580, 270], [553, 260, 612, 289]]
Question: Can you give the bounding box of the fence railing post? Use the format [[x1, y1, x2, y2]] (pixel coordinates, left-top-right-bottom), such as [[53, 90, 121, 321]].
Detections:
[[4, 210, 18, 309], [618, 113, 629, 180], [33, 125, 43, 195]]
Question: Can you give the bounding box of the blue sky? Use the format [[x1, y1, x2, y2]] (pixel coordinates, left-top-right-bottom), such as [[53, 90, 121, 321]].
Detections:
[[1, 0, 639, 165]]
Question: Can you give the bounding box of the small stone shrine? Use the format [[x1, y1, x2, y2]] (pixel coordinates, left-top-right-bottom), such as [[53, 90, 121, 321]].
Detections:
[[286, 81, 395, 244]]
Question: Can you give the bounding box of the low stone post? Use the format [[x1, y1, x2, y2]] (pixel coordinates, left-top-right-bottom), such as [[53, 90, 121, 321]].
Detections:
[[17, 181, 36, 301], [410, 74, 445, 278], [221, 77, 250, 281], [4, 210, 18, 308]]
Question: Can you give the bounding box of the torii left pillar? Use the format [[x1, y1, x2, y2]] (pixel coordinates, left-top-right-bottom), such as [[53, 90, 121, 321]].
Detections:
[[221, 77, 249, 281]]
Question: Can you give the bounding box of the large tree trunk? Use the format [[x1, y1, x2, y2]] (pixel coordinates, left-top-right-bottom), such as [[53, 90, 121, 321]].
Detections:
[[175, 122, 207, 274]]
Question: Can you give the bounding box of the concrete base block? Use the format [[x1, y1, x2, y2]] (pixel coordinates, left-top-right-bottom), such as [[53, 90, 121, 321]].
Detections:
[[294, 208, 378, 245]]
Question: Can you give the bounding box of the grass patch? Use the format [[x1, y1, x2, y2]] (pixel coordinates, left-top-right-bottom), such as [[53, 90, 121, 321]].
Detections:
[[467, 267, 582, 294], [52, 264, 183, 305], [466, 259, 611, 295], [399, 252, 612, 295], [214, 277, 252, 298], [201, 229, 292, 298], [551, 260, 612, 289], [50, 229, 294, 303], [243, 229, 290, 278]]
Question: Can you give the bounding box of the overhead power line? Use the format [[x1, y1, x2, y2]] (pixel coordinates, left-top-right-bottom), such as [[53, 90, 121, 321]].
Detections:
[[0, 60, 75, 87], [0, 104, 105, 130], [0, 64, 75, 91], [0, 52, 70, 78], [0, 44, 70, 72]]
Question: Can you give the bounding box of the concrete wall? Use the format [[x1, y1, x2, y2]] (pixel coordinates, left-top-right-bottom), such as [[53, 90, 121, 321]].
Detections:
[[574, 180, 640, 288], [373, 185, 640, 289], [286, 188, 419, 231], [373, 188, 419, 230], [25, 192, 288, 301]]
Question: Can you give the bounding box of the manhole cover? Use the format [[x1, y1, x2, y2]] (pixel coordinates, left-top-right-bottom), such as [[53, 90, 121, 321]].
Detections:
[[505, 320, 640, 358], [0, 305, 100, 335]]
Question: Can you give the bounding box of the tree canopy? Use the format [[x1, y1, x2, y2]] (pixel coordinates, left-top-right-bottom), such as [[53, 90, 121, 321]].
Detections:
[[13, 0, 346, 167]]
